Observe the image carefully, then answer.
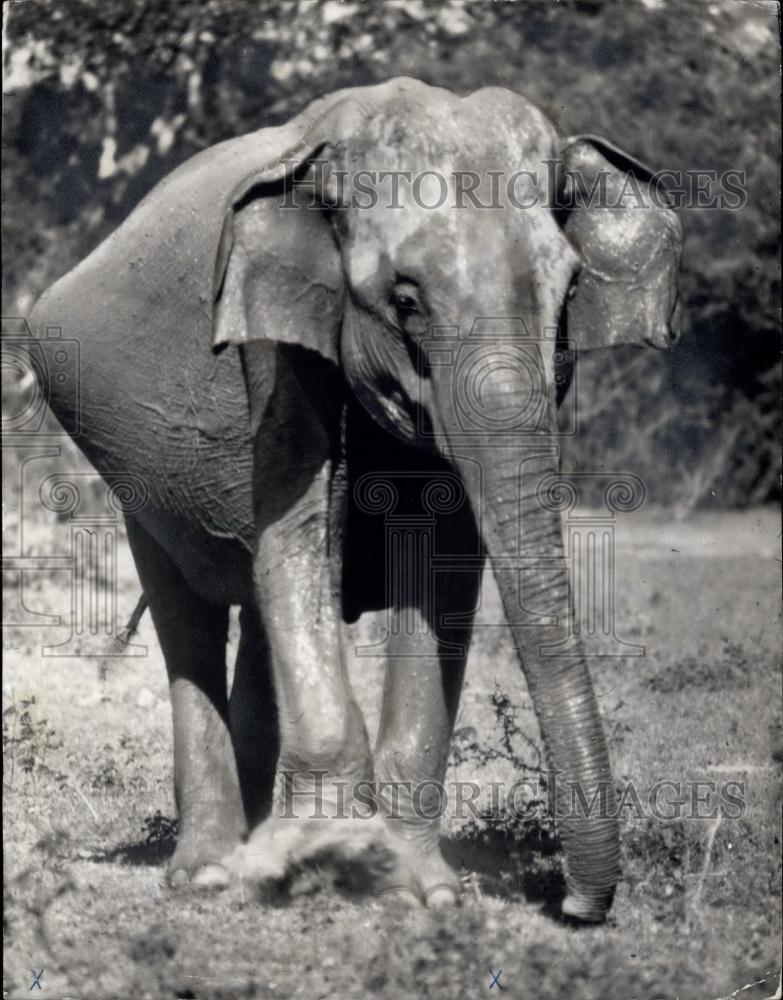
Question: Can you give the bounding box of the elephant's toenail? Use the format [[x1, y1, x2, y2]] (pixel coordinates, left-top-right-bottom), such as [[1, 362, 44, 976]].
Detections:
[[191, 863, 230, 890], [168, 868, 189, 889], [425, 886, 459, 908]]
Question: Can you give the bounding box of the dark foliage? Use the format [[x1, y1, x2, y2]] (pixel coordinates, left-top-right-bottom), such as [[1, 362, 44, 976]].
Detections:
[[3, 0, 780, 507]]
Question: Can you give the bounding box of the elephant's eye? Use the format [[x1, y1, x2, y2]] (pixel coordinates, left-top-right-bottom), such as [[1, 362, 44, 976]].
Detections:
[[390, 282, 421, 314]]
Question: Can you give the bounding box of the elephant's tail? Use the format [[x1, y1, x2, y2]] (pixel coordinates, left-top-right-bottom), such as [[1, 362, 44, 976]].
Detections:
[[119, 592, 149, 643], [97, 593, 148, 681]]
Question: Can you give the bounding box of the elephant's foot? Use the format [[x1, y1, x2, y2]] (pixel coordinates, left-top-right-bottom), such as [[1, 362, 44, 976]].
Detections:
[[372, 752, 463, 907], [168, 860, 229, 891], [167, 800, 245, 892], [375, 826, 462, 908]]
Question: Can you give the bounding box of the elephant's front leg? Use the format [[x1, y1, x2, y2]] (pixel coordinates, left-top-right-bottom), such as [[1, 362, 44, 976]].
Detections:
[[256, 461, 373, 807], [374, 517, 483, 907], [243, 459, 378, 879]]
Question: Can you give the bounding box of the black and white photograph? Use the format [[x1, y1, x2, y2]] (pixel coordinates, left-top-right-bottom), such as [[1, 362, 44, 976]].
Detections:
[[2, 1, 781, 997]]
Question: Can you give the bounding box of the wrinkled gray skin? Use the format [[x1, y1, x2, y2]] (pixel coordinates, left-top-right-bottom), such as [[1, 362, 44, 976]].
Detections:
[[32, 78, 682, 921]]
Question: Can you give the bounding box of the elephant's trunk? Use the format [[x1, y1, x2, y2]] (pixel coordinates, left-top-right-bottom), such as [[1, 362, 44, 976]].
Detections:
[[433, 362, 620, 921]]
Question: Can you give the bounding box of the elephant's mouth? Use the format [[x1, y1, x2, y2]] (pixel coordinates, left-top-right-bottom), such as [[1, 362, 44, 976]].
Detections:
[[349, 378, 422, 446], [644, 296, 681, 350], [643, 327, 676, 350]]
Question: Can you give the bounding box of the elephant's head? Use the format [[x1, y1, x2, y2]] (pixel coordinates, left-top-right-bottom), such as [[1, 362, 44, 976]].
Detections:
[[75, 78, 680, 920], [213, 80, 682, 444]]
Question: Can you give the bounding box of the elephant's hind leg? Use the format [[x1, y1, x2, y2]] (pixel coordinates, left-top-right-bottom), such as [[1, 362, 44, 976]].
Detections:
[[229, 604, 279, 830], [125, 516, 246, 889]]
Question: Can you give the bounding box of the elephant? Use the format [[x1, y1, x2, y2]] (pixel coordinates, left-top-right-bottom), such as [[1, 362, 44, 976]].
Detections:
[[30, 77, 682, 922]]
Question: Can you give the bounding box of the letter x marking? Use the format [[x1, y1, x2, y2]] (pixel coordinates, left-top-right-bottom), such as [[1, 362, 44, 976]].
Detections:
[[29, 969, 44, 990], [489, 969, 505, 990]]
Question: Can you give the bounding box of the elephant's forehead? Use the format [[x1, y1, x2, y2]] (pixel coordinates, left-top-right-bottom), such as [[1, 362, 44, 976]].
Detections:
[[346, 199, 502, 289], [347, 194, 571, 306], [347, 86, 554, 167], [340, 88, 575, 313]]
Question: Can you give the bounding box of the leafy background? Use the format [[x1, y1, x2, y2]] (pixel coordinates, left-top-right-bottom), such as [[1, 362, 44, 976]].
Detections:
[[2, 7, 781, 998], [3, 0, 781, 511]]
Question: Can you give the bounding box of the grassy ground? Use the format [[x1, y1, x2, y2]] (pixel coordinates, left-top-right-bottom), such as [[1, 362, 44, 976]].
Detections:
[[3, 491, 781, 999]]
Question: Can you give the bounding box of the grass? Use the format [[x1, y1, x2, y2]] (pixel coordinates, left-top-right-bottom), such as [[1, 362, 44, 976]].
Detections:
[[3, 499, 781, 999]]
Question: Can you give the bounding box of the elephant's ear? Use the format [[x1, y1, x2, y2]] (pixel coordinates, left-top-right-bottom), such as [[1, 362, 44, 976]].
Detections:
[[556, 135, 683, 350], [211, 146, 344, 364], [64, 93, 352, 371]]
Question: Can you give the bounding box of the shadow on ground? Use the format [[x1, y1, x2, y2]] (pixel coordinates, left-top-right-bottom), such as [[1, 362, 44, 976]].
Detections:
[[442, 823, 567, 914], [92, 811, 178, 867]]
